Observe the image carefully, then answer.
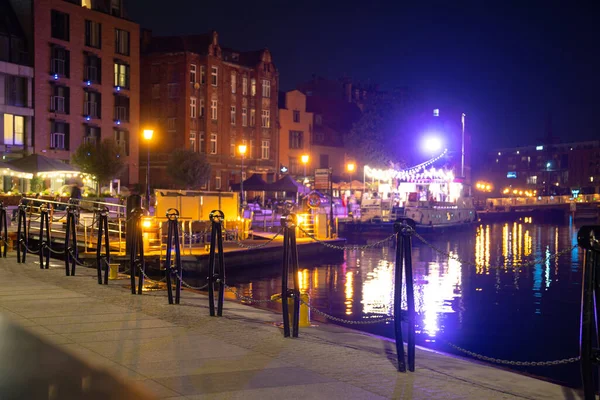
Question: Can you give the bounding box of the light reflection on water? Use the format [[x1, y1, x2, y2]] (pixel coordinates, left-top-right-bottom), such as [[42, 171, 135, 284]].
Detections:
[[227, 219, 584, 387]]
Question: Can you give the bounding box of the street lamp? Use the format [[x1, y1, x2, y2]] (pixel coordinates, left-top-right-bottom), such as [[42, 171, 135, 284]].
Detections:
[[142, 129, 154, 209], [346, 162, 356, 216], [301, 154, 309, 181], [238, 144, 247, 213]]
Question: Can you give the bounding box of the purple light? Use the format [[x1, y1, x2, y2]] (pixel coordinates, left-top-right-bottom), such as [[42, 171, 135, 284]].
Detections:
[[86, 80, 91, 86], [86, 116, 91, 121], [116, 120, 121, 125], [116, 86, 121, 92], [53, 74, 59, 80]]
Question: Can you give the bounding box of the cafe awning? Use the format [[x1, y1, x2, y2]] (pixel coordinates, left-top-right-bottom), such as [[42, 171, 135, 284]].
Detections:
[[0, 161, 33, 179], [8, 154, 80, 177]]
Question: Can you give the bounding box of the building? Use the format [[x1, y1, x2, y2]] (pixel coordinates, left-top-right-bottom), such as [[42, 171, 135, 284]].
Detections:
[[140, 31, 279, 190], [8, 0, 140, 185], [277, 90, 312, 180], [1, 0, 34, 184], [477, 140, 600, 196]]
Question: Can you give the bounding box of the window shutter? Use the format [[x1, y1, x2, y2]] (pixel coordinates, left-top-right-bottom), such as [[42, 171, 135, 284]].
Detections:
[[97, 93, 102, 118], [65, 50, 70, 77], [65, 123, 70, 151], [65, 87, 70, 114], [97, 57, 102, 84], [125, 130, 130, 156]]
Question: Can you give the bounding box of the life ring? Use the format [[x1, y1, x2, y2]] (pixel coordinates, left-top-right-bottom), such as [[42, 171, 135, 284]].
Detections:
[[307, 193, 321, 209]]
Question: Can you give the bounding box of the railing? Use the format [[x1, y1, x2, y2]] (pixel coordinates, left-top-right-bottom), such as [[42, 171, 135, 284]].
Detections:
[[489, 194, 600, 207]]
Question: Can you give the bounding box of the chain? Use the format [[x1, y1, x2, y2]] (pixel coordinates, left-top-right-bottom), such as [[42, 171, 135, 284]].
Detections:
[[297, 226, 397, 250], [174, 274, 209, 290], [140, 267, 167, 284], [232, 228, 284, 249], [20, 240, 41, 254], [223, 284, 278, 304], [444, 341, 580, 366], [46, 244, 65, 255], [67, 250, 92, 267], [411, 228, 577, 269], [299, 298, 394, 325]]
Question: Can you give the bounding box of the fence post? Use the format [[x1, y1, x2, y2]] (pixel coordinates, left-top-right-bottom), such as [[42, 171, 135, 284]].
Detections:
[[207, 210, 225, 316], [64, 204, 78, 276], [126, 195, 142, 256], [0, 202, 7, 258], [96, 207, 111, 285], [393, 217, 417, 372], [281, 213, 300, 338], [129, 207, 146, 295], [578, 225, 600, 400], [39, 204, 50, 269], [16, 203, 28, 263], [164, 208, 183, 305]]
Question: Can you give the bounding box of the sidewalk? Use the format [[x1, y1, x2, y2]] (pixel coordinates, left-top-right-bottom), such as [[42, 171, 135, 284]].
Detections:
[[0, 256, 585, 399]]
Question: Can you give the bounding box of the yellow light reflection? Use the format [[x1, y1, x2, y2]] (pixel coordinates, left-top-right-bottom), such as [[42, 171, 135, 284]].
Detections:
[[298, 269, 309, 293], [345, 271, 354, 315]]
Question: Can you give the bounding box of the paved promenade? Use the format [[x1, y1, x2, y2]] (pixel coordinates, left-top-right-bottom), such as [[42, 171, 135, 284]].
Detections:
[[0, 256, 586, 399]]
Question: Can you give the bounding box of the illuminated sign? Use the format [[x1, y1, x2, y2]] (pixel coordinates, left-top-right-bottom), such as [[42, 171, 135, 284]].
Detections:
[[507, 172, 517, 178], [280, 165, 288, 173], [433, 109, 440, 117], [536, 145, 544, 151]]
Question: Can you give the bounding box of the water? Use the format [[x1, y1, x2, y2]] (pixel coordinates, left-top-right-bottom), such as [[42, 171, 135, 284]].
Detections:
[[224, 218, 586, 387]]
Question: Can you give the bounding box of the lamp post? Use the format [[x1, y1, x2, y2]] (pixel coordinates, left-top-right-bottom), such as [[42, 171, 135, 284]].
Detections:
[[301, 154, 309, 183], [346, 162, 355, 217], [238, 144, 247, 214], [142, 129, 154, 209]]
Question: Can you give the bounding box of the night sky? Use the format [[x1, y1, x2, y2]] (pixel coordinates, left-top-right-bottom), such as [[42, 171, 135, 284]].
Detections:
[[127, 0, 600, 150]]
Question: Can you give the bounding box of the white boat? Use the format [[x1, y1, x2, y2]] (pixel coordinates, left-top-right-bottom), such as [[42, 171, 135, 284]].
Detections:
[[404, 197, 477, 231]]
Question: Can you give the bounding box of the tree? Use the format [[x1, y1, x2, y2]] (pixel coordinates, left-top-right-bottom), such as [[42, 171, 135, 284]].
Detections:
[[166, 148, 211, 189], [72, 139, 124, 195]]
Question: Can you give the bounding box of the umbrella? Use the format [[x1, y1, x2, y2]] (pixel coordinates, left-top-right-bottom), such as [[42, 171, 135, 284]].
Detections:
[[8, 154, 79, 175], [269, 175, 309, 194], [231, 174, 269, 191]]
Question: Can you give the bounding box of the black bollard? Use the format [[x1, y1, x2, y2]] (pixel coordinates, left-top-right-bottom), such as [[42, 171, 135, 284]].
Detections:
[[96, 207, 111, 284], [164, 208, 183, 305], [0, 202, 7, 258], [207, 210, 225, 316], [393, 217, 417, 372], [128, 207, 146, 295], [16, 204, 28, 263], [578, 225, 600, 400], [64, 204, 78, 276], [281, 213, 300, 338], [38, 204, 51, 269], [126, 195, 142, 256]]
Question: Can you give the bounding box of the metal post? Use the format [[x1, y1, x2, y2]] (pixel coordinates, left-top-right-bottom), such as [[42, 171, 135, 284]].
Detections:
[[393, 221, 406, 372], [146, 140, 151, 209], [0, 202, 7, 258], [329, 168, 334, 238], [16, 204, 27, 263], [461, 113, 465, 178], [281, 215, 290, 337], [64, 205, 78, 276], [240, 155, 245, 215], [39, 205, 50, 270], [207, 210, 225, 316], [165, 208, 183, 304], [129, 207, 145, 295], [96, 207, 110, 284], [578, 225, 600, 400], [281, 213, 300, 338]]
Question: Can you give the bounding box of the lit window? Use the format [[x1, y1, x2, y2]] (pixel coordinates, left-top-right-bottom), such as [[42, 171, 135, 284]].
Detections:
[[262, 79, 270, 98], [536, 145, 544, 151], [210, 133, 217, 154], [190, 97, 197, 118], [115, 29, 130, 56], [211, 66, 218, 86], [189, 131, 196, 151], [113, 61, 130, 88], [230, 138, 236, 157], [81, 0, 92, 8], [211, 100, 218, 120], [190, 64, 197, 84], [242, 108, 247, 126], [242, 76, 248, 95], [261, 140, 270, 160], [3, 114, 25, 146], [250, 108, 256, 126], [251, 79, 256, 96], [200, 66, 206, 84], [85, 20, 101, 48], [231, 71, 236, 93], [261, 109, 270, 128], [230, 106, 236, 125], [199, 98, 205, 117]]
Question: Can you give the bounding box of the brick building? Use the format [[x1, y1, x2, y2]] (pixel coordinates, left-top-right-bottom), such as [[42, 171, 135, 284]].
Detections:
[[140, 31, 279, 190], [8, 0, 140, 185], [278, 90, 312, 180]]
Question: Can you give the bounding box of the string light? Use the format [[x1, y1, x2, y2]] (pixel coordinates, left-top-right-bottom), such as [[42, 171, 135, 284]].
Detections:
[[364, 149, 451, 183]]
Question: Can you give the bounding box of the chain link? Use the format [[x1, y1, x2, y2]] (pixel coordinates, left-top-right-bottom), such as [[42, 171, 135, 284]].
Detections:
[[139, 267, 167, 284], [297, 225, 397, 250], [232, 228, 284, 249], [299, 298, 394, 325], [443, 340, 580, 366], [20, 239, 41, 255], [175, 274, 209, 290]]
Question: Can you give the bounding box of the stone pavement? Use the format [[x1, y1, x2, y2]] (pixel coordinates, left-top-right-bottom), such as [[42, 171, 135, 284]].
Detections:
[[0, 256, 586, 399]]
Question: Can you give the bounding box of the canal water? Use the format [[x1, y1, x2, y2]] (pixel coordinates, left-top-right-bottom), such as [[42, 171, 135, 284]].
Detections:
[[222, 217, 586, 388]]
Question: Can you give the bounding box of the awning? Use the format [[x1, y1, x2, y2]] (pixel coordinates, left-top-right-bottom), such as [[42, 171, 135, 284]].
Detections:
[[0, 161, 33, 179], [8, 154, 80, 177], [269, 175, 309, 194], [231, 174, 269, 191]]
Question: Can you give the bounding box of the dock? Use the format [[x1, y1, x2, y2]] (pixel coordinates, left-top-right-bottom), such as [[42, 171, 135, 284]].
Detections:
[[0, 255, 584, 399]]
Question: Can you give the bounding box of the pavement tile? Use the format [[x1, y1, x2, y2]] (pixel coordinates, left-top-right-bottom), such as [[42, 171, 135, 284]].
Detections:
[[44, 318, 175, 334]]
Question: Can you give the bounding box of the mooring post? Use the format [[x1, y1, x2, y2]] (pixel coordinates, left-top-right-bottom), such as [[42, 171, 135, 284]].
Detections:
[[39, 204, 50, 269], [165, 208, 183, 305], [578, 225, 600, 400], [207, 210, 225, 316], [281, 213, 300, 338], [128, 207, 145, 295], [16, 203, 27, 263], [64, 204, 79, 276], [96, 207, 111, 284], [393, 220, 406, 372]]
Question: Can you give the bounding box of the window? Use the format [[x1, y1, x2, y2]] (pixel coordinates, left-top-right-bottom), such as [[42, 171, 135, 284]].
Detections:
[[4, 76, 27, 107], [51, 45, 69, 77], [200, 66, 206, 84], [211, 100, 218, 120], [250, 108, 256, 126], [82, 0, 92, 8], [189, 131, 197, 151], [293, 110, 300, 123], [114, 95, 129, 121], [242, 108, 247, 127], [114, 128, 129, 155], [211, 66, 218, 86], [84, 125, 100, 145], [111, 0, 121, 16], [199, 132, 205, 153], [84, 90, 101, 118], [261, 140, 270, 160], [289, 157, 299, 175], [215, 175, 221, 190], [167, 118, 176, 132], [231, 71, 236, 93], [84, 53, 101, 83], [85, 20, 101, 48], [242, 76, 248, 95], [199, 99, 205, 117], [319, 154, 329, 169], [152, 84, 160, 99], [230, 106, 236, 125], [3, 114, 25, 145], [190, 97, 197, 118], [114, 61, 130, 88], [167, 83, 178, 98], [249, 140, 254, 159], [50, 85, 69, 114], [262, 79, 271, 98], [261, 110, 270, 128], [251, 79, 256, 96], [289, 131, 303, 149], [190, 64, 197, 84], [50, 120, 68, 150], [115, 29, 130, 56], [230, 138, 236, 157], [210, 133, 217, 154], [527, 176, 538, 185], [0, 34, 26, 64], [315, 114, 322, 125], [51, 10, 69, 41]]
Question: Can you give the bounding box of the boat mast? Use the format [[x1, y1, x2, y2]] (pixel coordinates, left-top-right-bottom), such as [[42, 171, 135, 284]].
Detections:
[[461, 113, 465, 178]]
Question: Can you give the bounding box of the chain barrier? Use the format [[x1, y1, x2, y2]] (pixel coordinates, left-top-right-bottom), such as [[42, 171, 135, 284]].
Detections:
[[297, 225, 397, 250], [140, 267, 167, 284], [20, 240, 41, 255], [175, 274, 209, 291], [299, 298, 394, 325], [232, 228, 284, 249], [68, 250, 92, 267], [443, 340, 580, 367]]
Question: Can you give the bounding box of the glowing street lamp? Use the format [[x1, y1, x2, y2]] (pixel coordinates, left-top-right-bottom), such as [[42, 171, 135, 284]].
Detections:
[[346, 162, 356, 216], [423, 136, 443, 157], [238, 144, 247, 212], [301, 154, 309, 181], [142, 129, 154, 209]]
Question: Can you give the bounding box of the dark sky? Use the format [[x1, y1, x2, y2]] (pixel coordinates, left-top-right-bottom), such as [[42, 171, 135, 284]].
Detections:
[[127, 0, 600, 150]]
